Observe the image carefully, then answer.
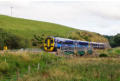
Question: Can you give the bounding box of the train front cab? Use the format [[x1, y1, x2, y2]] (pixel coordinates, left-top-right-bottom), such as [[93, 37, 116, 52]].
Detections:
[[44, 37, 55, 52]]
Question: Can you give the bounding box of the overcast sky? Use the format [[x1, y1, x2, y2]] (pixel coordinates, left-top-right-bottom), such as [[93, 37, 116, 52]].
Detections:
[[0, 0, 120, 35]]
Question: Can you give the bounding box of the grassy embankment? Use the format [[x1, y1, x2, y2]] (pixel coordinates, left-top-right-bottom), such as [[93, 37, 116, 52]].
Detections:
[[0, 50, 120, 81], [97, 47, 120, 57], [0, 15, 108, 43]]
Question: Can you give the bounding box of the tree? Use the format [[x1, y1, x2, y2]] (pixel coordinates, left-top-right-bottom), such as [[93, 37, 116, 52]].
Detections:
[[104, 34, 120, 48], [114, 33, 120, 46]]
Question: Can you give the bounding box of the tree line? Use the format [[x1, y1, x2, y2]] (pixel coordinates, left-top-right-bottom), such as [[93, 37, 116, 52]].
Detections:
[[104, 33, 120, 48]]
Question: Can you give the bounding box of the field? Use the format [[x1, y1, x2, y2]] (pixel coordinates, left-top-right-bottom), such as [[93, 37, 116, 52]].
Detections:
[[0, 50, 120, 81], [0, 15, 108, 42]]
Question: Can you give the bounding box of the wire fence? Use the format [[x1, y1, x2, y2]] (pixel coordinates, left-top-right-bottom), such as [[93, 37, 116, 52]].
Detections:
[[0, 48, 44, 54], [59, 45, 93, 55]]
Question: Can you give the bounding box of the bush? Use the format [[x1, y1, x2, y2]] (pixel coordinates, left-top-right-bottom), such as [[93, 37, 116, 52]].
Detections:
[[32, 34, 46, 47], [99, 53, 108, 57], [105, 33, 120, 48], [0, 28, 31, 49], [0, 62, 9, 74]]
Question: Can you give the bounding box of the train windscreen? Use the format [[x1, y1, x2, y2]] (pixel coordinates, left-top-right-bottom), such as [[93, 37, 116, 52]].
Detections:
[[57, 40, 62, 44]]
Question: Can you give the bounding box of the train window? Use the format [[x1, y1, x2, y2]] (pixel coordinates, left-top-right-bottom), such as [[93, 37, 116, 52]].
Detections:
[[79, 42, 88, 45], [63, 41, 73, 44], [92, 44, 96, 47], [45, 39, 47, 43], [57, 41, 62, 44]]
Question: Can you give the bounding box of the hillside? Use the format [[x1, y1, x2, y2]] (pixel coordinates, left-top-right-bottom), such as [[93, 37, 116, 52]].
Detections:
[[0, 15, 108, 43]]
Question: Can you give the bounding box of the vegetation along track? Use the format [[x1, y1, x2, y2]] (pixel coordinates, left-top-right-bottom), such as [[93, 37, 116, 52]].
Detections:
[[0, 51, 120, 81]]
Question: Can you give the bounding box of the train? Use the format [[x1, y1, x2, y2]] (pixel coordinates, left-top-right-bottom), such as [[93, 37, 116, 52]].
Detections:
[[44, 36, 107, 52]]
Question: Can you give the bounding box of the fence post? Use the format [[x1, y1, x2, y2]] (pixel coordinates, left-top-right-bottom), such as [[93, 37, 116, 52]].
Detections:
[[16, 68, 19, 81], [28, 65, 31, 73], [5, 58, 6, 62], [37, 63, 40, 71]]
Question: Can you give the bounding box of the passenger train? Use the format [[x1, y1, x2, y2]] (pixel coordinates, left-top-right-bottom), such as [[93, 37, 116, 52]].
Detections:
[[44, 36, 106, 52]]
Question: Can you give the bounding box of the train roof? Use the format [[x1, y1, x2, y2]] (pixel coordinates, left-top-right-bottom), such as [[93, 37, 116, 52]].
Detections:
[[77, 40, 89, 43], [54, 37, 72, 41], [48, 36, 105, 44], [90, 42, 104, 44]]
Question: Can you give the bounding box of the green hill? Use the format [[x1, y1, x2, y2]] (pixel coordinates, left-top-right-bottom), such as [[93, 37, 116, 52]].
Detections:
[[0, 15, 108, 43]]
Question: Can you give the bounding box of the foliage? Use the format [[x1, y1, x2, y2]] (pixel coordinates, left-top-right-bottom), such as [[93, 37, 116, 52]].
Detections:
[[68, 30, 108, 42], [20, 57, 120, 81], [0, 62, 9, 74], [0, 28, 31, 49], [98, 47, 120, 57], [104, 33, 120, 48], [0, 52, 62, 81], [99, 53, 108, 57], [32, 34, 45, 47], [0, 52, 120, 81], [114, 34, 120, 46]]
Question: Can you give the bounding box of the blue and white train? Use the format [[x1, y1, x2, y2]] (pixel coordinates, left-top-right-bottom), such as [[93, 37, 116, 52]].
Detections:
[[44, 36, 106, 51]]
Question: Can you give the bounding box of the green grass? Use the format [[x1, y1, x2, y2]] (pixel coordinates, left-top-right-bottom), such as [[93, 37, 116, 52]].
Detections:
[[0, 15, 75, 39], [0, 52, 62, 81], [0, 52, 120, 81], [98, 47, 120, 57], [19, 57, 120, 81], [0, 15, 108, 43]]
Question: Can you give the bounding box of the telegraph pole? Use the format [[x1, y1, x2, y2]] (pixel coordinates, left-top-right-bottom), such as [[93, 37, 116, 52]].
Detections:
[[10, 6, 13, 16]]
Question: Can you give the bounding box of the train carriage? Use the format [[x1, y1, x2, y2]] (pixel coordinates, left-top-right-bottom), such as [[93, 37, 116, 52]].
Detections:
[[44, 36, 106, 52]]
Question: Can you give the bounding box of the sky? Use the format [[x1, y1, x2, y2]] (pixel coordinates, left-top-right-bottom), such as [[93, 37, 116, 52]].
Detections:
[[0, 0, 120, 35]]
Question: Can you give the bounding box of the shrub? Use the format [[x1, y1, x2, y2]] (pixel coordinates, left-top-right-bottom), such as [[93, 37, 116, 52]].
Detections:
[[99, 53, 108, 57], [115, 49, 120, 54], [32, 34, 46, 47], [0, 62, 9, 74], [0, 28, 31, 49]]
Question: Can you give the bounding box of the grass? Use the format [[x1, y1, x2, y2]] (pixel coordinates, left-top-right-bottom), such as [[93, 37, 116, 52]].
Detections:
[[20, 57, 120, 81], [0, 51, 62, 81], [97, 47, 120, 57], [0, 15, 108, 43], [0, 51, 120, 81], [0, 15, 75, 39]]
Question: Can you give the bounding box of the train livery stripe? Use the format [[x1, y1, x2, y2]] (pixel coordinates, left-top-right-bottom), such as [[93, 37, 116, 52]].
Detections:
[[47, 39, 50, 48]]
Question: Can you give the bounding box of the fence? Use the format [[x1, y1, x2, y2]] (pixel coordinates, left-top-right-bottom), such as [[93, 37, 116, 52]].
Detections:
[[60, 45, 93, 55]]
